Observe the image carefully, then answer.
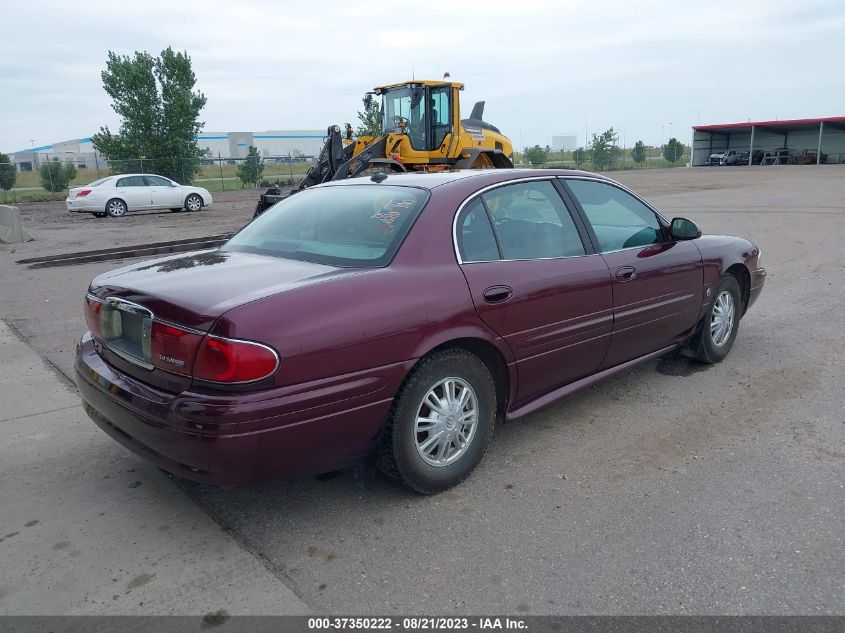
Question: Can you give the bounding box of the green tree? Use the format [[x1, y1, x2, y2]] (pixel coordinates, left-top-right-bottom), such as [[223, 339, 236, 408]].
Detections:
[[236, 146, 265, 188], [589, 127, 620, 171], [40, 158, 77, 192], [631, 140, 647, 165], [573, 147, 587, 167], [663, 137, 686, 164], [356, 96, 383, 137], [525, 144, 549, 166], [92, 47, 207, 183], [0, 152, 16, 198]]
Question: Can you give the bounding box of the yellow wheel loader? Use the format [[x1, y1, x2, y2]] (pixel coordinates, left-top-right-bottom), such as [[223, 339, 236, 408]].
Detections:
[[255, 79, 514, 216]]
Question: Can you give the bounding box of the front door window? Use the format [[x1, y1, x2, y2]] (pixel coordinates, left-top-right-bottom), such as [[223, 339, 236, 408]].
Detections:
[[566, 179, 665, 252]]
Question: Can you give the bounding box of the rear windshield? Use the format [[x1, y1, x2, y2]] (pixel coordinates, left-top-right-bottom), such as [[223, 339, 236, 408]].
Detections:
[[223, 185, 429, 267], [87, 177, 111, 187]]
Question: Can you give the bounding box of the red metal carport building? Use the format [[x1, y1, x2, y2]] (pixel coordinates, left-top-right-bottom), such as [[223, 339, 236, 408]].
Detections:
[[691, 116, 845, 166]]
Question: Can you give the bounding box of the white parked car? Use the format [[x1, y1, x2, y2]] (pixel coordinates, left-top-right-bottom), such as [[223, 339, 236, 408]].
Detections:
[[66, 174, 212, 218]]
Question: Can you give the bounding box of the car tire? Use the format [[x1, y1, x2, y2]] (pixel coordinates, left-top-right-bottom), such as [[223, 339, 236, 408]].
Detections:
[[105, 199, 127, 218], [688, 274, 742, 364], [379, 349, 496, 494], [184, 194, 203, 212], [93, 212, 106, 218]]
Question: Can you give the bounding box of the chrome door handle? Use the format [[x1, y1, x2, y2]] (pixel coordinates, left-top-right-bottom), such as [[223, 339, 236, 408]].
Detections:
[[615, 266, 637, 281], [482, 285, 513, 303]]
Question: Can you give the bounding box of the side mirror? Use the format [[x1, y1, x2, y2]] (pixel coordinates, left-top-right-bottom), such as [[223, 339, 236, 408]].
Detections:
[[670, 217, 701, 240]]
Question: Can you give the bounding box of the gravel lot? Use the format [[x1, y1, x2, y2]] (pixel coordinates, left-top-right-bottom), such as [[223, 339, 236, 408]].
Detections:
[[1, 167, 843, 614]]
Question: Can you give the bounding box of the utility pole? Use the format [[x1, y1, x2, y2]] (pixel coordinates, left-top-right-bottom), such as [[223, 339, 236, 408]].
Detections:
[[620, 129, 626, 167], [29, 139, 37, 168], [584, 113, 588, 149]]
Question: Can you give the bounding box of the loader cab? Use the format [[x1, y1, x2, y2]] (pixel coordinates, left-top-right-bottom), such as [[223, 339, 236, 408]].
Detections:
[[375, 82, 456, 152]]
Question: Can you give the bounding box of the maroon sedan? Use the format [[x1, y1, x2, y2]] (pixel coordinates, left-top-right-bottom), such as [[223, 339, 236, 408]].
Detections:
[[75, 169, 765, 493]]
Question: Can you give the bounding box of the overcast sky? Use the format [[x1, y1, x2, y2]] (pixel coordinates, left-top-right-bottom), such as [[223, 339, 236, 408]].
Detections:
[[2, 0, 843, 153]]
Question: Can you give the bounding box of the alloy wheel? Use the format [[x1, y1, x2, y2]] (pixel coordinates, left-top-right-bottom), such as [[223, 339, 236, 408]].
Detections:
[[107, 200, 126, 217], [710, 290, 735, 347], [414, 377, 478, 467]]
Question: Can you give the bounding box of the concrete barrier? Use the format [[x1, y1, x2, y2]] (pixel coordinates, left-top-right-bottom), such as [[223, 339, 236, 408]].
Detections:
[[0, 205, 34, 243]]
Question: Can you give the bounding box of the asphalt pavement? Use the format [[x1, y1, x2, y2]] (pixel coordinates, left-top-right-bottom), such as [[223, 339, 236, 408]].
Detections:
[[0, 322, 310, 615]]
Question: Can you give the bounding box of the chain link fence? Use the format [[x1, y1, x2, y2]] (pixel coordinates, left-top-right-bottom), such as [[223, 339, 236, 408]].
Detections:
[[3, 147, 843, 205], [513, 146, 691, 171], [0, 153, 317, 204]]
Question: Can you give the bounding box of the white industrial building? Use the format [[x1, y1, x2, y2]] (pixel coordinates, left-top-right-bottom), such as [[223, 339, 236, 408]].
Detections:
[[551, 134, 578, 151], [196, 130, 325, 160], [7, 138, 100, 171], [5, 130, 327, 170]]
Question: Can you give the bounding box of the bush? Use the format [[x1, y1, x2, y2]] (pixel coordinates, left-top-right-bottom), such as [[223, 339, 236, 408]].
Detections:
[[663, 138, 686, 164], [0, 152, 16, 194], [589, 128, 620, 171], [40, 158, 77, 192], [525, 145, 549, 167], [236, 146, 264, 188], [631, 141, 647, 165]]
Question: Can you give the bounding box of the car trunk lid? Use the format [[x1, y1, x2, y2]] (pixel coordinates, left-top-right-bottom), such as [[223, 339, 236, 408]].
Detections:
[[87, 249, 348, 391]]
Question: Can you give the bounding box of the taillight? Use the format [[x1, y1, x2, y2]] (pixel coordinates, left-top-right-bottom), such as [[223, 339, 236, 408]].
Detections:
[[150, 322, 204, 376], [84, 296, 278, 384], [84, 295, 103, 338], [193, 336, 279, 383], [77, 189, 92, 197]]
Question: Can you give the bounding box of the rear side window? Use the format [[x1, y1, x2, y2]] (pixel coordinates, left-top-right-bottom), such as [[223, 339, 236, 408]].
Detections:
[[457, 199, 499, 262], [116, 176, 146, 187], [482, 181, 585, 259], [224, 185, 429, 267], [566, 179, 664, 252], [144, 175, 172, 186]]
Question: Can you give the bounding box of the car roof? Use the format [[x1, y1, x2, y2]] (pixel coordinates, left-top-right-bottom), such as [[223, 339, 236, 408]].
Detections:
[[108, 173, 171, 179], [317, 168, 614, 191]]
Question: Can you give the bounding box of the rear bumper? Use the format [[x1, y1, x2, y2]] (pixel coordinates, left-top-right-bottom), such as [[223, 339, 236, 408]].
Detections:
[[75, 333, 405, 485], [747, 267, 766, 311], [66, 199, 100, 213]]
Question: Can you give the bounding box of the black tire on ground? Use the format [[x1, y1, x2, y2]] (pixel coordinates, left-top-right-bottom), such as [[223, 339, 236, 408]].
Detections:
[[378, 349, 497, 494], [93, 212, 106, 218], [184, 194, 203, 212], [105, 198, 127, 218], [688, 274, 742, 364]]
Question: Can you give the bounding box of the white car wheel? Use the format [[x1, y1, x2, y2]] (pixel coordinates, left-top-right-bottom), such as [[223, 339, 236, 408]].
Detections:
[[185, 194, 203, 212], [106, 199, 127, 218]]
